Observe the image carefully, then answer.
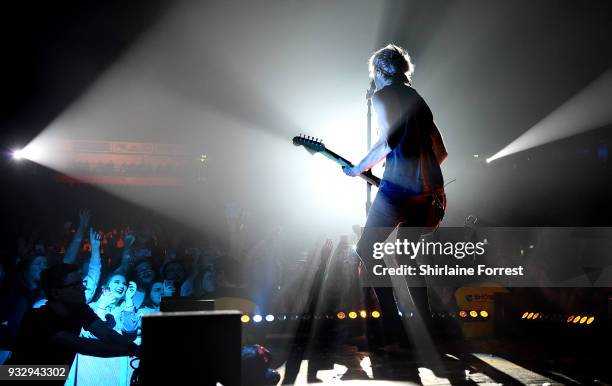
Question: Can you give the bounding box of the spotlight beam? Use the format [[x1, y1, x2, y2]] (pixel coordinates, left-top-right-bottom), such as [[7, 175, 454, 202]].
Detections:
[[487, 67, 612, 162]]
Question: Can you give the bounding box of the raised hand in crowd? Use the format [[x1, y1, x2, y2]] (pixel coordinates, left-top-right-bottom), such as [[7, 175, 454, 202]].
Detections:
[[64, 209, 91, 264], [96, 288, 119, 311], [118, 233, 137, 270], [78, 209, 91, 233], [84, 228, 103, 304], [123, 233, 136, 250], [90, 227, 101, 252], [162, 280, 176, 297], [124, 281, 138, 310]]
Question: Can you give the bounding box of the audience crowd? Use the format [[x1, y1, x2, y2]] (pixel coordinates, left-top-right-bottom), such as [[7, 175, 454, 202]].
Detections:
[[0, 206, 360, 372]]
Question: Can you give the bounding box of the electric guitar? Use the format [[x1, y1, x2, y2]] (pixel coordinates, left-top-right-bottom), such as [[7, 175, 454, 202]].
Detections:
[[292, 134, 381, 187]]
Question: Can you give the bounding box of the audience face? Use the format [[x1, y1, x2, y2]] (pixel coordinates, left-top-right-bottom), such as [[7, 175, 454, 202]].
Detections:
[[56, 271, 87, 305], [201, 270, 216, 293], [135, 261, 155, 285], [28, 256, 48, 283], [164, 262, 185, 283], [107, 274, 127, 300], [83, 276, 96, 304], [149, 282, 164, 306]]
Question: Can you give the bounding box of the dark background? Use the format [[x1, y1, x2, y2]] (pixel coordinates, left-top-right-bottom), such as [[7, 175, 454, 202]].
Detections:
[[1, 0, 611, 252]]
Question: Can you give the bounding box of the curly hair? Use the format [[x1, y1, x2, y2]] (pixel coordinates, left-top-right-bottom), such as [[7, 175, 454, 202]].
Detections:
[[368, 44, 414, 84]]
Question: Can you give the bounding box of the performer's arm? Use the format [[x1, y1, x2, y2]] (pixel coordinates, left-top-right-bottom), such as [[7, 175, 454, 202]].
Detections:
[[431, 121, 448, 165], [343, 95, 392, 176]]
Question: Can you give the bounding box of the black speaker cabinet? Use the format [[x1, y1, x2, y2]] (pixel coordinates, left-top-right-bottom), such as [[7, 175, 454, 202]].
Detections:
[[140, 311, 241, 386], [160, 297, 215, 312]]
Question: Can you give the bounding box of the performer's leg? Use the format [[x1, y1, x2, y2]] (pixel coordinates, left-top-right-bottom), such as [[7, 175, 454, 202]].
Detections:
[[356, 192, 404, 347], [397, 193, 446, 321]]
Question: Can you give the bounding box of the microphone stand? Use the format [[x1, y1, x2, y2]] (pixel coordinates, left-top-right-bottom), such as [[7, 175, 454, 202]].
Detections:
[[365, 83, 374, 216]]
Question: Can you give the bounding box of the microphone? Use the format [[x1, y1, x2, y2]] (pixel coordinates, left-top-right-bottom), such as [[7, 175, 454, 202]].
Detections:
[[366, 80, 376, 100]]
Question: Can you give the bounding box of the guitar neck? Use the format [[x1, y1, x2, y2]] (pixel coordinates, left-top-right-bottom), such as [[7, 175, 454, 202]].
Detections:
[[320, 148, 381, 187]]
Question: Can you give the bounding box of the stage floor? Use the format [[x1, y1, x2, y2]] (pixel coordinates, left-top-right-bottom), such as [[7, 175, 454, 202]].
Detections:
[[272, 338, 609, 385]]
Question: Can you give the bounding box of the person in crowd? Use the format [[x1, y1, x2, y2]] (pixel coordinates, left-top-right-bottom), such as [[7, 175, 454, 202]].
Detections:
[[199, 265, 217, 295], [130, 258, 156, 309], [138, 281, 165, 314], [123, 280, 174, 347], [88, 272, 138, 335], [160, 259, 187, 295], [7, 264, 137, 375], [175, 250, 210, 297], [214, 256, 253, 300], [0, 254, 47, 345]]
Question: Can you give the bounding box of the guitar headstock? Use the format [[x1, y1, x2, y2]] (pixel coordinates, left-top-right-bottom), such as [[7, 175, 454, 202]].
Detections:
[[292, 134, 325, 153]]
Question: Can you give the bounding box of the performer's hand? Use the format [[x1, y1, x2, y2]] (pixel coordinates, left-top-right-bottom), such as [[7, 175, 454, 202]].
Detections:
[[342, 165, 361, 177]]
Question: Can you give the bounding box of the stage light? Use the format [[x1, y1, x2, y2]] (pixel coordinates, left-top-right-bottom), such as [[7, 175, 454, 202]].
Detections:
[[579, 316, 587, 324], [348, 311, 357, 319], [486, 68, 612, 163], [527, 312, 534, 319], [572, 315, 581, 324], [459, 310, 468, 318], [241, 315, 250, 323], [473, 154, 479, 158], [567, 315, 574, 323], [336, 312, 346, 320], [12, 145, 42, 162], [359, 310, 367, 318], [533, 313, 540, 319], [265, 314, 274, 322], [480, 310, 489, 318], [12, 149, 24, 160], [469, 310, 478, 318], [586, 316, 595, 325], [253, 314, 263, 323], [371, 311, 380, 319]]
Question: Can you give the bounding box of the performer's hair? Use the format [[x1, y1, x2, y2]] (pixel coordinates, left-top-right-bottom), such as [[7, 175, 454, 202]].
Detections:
[[368, 44, 414, 84]]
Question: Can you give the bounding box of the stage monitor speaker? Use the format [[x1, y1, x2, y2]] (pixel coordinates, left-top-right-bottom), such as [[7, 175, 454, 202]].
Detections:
[[160, 297, 215, 312], [140, 311, 241, 386]]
